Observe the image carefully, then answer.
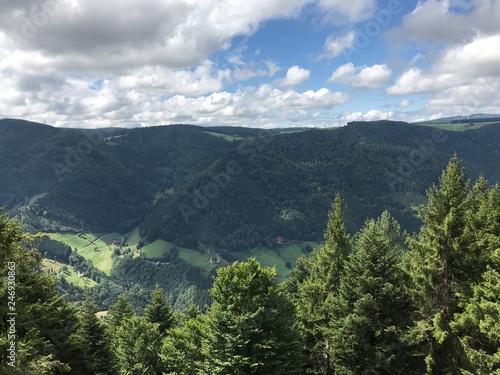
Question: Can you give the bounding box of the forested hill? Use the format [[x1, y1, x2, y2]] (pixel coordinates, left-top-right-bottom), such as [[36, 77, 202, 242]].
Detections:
[[1, 118, 499, 254]]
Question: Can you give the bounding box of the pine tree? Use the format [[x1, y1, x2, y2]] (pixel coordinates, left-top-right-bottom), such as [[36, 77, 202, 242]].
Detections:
[[161, 312, 207, 375], [203, 258, 305, 374], [452, 183, 500, 374], [0, 211, 79, 374], [70, 290, 116, 375], [329, 211, 413, 374], [144, 283, 175, 335], [294, 194, 351, 374], [408, 155, 475, 373], [115, 316, 163, 375], [108, 294, 134, 328]]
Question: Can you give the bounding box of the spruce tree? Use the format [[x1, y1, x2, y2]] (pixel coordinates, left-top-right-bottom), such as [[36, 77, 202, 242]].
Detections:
[[70, 290, 116, 375], [408, 155, 474, 373], [161, 312, 207, 375], [452, 183, 500, 374], [203, 258, 305, 374], [144, 283, 175, 335], [329, 211, 413, 374], [0, 212, 79, 374], [295, 194, 351, 374], [114, 316, 163, 375], [108, 294, 134, 328]]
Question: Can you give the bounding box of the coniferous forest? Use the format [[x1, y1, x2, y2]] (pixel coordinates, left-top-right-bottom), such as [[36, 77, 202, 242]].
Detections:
[[1, 156, 499, 374]]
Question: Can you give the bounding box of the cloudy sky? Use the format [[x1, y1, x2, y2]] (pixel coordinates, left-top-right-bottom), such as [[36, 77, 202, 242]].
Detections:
[[1, 0, 499, 128]]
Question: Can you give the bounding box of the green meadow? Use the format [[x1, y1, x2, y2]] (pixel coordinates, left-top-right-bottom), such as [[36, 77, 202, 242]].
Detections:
[[41, 259, 97, 288]]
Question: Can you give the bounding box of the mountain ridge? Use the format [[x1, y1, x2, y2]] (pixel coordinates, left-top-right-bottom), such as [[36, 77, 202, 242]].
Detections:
[[1, 118, 499, 254]]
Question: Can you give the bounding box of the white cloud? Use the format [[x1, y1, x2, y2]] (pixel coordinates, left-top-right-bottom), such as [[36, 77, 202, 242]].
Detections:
[[0, 0, 372, 128], [399, 99, 413, 108], [386, 0, 500, 44], [343, 109, 392, 122], [318, 0, 376, 22], [328, 63, 391, 88], [276, 66, 311, 87], [386, 33, 500, 116], [387, 34, 500, 95], [0, 67, 349, 128], [322, 31, 356, 58], [116, 62, 230, 96]]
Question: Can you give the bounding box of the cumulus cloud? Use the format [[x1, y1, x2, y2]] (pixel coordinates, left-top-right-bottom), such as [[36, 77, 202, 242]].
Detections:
[[386, 0, 500, 44], [0, 64, 349, 128], [0, 0, 375, 128], [343, 109, 392, 122], [386, 33, 500, 115], [322, 31, 356, 58], [0, 0, 310, 72], [276, 66, 311, 87], [387, 34, 500, 95], [328, 63, 391, 88], [399, 99, 413, 108]]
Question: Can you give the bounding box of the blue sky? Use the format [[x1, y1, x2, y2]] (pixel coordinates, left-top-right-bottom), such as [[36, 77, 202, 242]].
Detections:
[[0, 0, 499, 128]]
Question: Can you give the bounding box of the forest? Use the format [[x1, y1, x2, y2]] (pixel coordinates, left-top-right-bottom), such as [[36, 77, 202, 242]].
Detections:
[[1, 156, 499, 374]]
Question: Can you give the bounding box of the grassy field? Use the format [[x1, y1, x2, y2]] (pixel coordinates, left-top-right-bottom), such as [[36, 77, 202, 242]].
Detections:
[[141, 239, 173, 258], [51, 232, 121, 275], [41, 259, 97, 288], [51, 230, 320, 280], [415, 122, 497, 132], [141, 239, 225, 272], [78, 246, 114, 275], [204, 131, 243, 141], [233, 241, 321, 281]]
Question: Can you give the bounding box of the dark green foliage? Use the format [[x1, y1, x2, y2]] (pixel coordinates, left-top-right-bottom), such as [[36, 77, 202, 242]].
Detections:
[[144, 284, 175, 335], [330, 211, 414, 374], [203, 258, 305, 374], [2, 119, 500, 255], [408, 156, 475, 373], [108, 294, 134, 328], [161, 312, 207, 375], [110, 255, 212, 311], [0, 212, 79, 374], [114, 316, 163, 375], [451, 182, 500, 373], [69, 290, 116, 375], [293, 194, 351, 374]]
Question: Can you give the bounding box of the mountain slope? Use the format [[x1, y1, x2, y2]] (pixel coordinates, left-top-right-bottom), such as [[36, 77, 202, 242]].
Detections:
[[1, 119, 499, 254]]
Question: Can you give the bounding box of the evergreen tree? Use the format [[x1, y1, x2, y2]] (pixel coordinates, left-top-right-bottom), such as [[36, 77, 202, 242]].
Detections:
[[161, 312, 207, 375], [108, 294, 134, 328], [452, 183, 500, 373], [0, 211, 79, 374], [144, 283, 175, 335], [294, 194, 351, 374], [408, 156, 475, 374], [330, 211, 414, 374], [114, 316, 163, 375], [203, 258, 305, 374], [70, 290, 116, 375]]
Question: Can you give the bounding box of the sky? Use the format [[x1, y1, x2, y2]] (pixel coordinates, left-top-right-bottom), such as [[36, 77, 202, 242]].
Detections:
[[1, 0, 500, 128]]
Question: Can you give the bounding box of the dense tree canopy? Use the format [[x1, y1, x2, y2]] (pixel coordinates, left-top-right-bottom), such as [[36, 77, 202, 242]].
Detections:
[[1, 155, 499, 374]]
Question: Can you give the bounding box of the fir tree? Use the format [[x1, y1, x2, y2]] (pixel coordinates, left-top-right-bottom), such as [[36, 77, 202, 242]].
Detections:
[[330, 211, 413, 374], [408, 155, 475, 374], [452, 183, 500, 374], [115, 316, 163, 375], [203, 258, 305, 374], [144, 283, 175, 335], [294, 194, 351, 374], [108, 294, 134, 328], [70, 290, 116, 375], [0, 212, 79, 374], [161, 312, 207, 375]]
